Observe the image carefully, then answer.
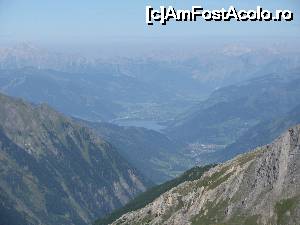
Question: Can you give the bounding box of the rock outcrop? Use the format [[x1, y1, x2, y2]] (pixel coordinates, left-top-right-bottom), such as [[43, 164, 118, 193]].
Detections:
[[112, 125, 300, 225]]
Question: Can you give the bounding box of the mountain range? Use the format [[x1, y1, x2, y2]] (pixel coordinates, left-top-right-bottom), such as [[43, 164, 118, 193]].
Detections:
[[1, 43, 300, 225], [2, 66, 299, 183], [1, 43, 300, 123]]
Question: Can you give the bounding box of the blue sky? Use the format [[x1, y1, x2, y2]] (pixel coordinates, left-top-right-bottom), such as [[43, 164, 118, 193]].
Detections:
[[0, 0, 299, 54]]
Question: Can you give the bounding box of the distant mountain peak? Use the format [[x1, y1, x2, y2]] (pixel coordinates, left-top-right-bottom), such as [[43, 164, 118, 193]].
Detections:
[[12, 42, 41, 52], [221, 44, 253, 56]]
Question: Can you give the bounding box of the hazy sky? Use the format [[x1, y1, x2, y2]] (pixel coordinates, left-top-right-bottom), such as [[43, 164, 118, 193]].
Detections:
[[0, 0, 299, 55]]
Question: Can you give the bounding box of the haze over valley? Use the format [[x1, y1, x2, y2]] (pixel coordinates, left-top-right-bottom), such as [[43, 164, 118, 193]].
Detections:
[[1, 1, 300, 224], [1, 41, 300, 173]]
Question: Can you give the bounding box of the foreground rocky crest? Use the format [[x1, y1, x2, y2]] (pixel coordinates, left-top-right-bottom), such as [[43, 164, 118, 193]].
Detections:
[[112, 125, 300, 225]]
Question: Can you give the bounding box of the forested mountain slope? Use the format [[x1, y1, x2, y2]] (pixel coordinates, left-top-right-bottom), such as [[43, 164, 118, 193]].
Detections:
[[0, 93, 151, 225]]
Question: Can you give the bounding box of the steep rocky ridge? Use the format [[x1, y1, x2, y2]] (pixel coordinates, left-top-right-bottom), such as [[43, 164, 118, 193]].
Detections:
[[112, 125, 300, 225], [94, 165, 214, 225]]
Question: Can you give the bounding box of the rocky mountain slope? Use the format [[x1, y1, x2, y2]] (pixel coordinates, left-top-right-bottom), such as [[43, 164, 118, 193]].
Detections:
[[112, 125, 300, 225], [95, 165, 214, 225], [0, 93, 151, 225]]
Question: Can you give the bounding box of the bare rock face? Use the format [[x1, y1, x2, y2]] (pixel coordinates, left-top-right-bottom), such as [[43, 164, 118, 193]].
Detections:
[[112, 125, 300, 225]]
